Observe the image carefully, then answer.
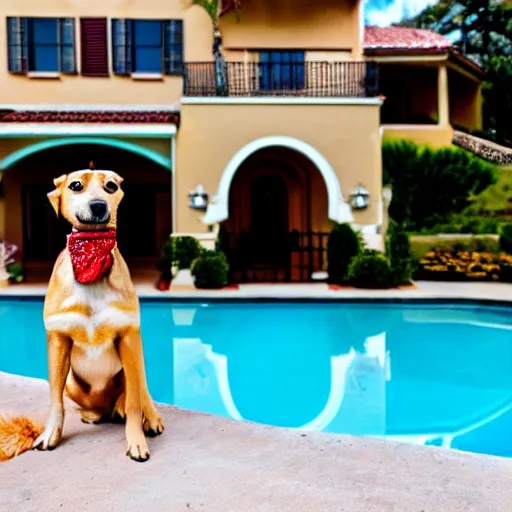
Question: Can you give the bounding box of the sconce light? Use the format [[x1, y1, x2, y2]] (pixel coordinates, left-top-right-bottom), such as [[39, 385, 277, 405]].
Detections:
[[188, 184, 209, 211], [350, 184, 370, 210]]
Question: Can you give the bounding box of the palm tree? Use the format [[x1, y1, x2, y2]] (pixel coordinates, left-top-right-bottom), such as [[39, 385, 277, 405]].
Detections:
[[188, 0, 241, 95]]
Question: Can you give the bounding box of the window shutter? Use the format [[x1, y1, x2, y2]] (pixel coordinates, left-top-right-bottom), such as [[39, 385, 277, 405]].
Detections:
[[112, 19, 132, 75], [80, 18, 109, 76], [59, 18, 76, 74], [163, 20, 183, 74], [6, 17, 27, 74]]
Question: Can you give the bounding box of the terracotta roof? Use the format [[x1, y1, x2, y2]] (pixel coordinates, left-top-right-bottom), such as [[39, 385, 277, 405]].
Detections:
[[0, 110, 180, 124], [364, 26, 453, 50]]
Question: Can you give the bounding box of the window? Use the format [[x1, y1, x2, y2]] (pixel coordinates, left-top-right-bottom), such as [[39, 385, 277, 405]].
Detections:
[[259, 51, 305, 91], [111, 19, 183, 76], [6, 17, 76, 74], [80, 18, 109, 77]]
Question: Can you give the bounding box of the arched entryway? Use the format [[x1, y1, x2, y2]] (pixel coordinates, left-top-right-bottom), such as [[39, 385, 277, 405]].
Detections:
[[219, 146, 332, 282], [3, 143, 172, 280]]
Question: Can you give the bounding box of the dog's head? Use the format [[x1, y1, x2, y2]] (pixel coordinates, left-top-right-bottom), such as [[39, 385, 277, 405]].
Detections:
[[47, 169, 124, 230]]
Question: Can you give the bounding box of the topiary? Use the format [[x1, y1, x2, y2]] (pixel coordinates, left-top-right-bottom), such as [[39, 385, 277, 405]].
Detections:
[[174, 236, 202, 270], [499, 224, 512, 254], [386, 225, 413, 286], [347, 254, 393, 289], [327, 223, 362, 284], [191, 250, 229, 289]]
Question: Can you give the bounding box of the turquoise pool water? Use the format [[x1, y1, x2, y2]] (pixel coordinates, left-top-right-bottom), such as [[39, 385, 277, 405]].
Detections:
[[1, 299, 512, 458]]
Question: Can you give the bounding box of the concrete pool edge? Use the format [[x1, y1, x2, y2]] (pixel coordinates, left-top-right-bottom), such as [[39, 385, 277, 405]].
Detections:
[[0, 280, 511, 303]]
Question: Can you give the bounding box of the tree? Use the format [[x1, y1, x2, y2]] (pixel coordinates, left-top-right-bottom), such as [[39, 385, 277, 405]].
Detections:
[[398, 0, 512, 145], [188, 0, 241, 95]]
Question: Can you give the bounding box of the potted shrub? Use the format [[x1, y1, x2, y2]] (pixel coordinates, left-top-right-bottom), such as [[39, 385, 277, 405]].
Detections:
[[347, 252, 393, 289], [156, 236, 174, 291], [191, 250, 229, 289], [327, 223, 362, 284], [172, 236, 202, 289], [0, 241, 18, 288]]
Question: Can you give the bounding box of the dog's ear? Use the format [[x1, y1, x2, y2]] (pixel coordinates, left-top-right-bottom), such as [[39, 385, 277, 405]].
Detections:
[[110, 172, 124, 185], [47, 174, 67, 217]]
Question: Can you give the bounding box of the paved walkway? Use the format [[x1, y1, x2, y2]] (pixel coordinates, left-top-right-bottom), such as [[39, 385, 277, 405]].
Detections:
[[1, 372, 512, 512]]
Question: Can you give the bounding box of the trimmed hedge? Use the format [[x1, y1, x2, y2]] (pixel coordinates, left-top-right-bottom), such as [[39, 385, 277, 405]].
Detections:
[[191, 250, 229, 289], [383, 139, 497, 231], [347, 254, 393, 289]]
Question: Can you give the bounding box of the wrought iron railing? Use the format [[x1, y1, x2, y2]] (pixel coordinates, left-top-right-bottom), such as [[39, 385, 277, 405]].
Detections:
[[183, 61, 379, 98]]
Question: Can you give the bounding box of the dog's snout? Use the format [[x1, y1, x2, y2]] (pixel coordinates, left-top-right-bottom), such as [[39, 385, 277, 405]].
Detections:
[[89, 200, 108, 219]]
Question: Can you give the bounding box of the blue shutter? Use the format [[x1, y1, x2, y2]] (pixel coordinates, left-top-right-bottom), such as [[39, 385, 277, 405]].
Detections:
[[59, 18, 76, 74], [112, 19, 132, 75], [163, 20, 183, 74], [6, 17, 27, 74]]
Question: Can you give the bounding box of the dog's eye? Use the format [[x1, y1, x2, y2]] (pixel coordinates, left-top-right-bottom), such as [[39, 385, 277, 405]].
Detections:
[[68, 181, 84, 192], [104, 181, 119, 194]]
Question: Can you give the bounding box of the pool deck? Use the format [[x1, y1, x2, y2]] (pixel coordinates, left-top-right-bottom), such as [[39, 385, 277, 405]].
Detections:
[[1, 281, 512, 511], [1, 371, 512, 512]]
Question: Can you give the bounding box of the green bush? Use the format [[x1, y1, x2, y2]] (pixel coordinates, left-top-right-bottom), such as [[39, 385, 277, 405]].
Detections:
[[174, 236, 202, 270], [383, 139, 497, 231], [327, 223, 362, 284], [500, 224, 512, 254], [386, 226, 413, 286], [6, 262, 23, 283], [191, 250, 229, 289], [347, 254, 393, 289]]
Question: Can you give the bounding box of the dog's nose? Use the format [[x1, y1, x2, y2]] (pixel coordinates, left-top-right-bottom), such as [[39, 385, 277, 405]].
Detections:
[[89, 200, 108, 219]]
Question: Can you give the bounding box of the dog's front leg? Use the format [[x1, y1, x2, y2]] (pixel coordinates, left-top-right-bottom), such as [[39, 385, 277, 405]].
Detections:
[[33, 331, 72, 451], [118, 328, 151, 462]]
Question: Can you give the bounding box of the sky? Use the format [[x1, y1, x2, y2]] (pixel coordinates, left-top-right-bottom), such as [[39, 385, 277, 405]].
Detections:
[[365, 0, 439, 26]]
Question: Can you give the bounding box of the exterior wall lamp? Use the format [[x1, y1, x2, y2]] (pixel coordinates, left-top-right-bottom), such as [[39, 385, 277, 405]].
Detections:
[[350, 184, 370, 210], [188, 184, 209, 211]]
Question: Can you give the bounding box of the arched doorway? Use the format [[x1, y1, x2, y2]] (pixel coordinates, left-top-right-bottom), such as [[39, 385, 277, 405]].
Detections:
[[3, 143, 172, 279], [219, 146, 330, 282]]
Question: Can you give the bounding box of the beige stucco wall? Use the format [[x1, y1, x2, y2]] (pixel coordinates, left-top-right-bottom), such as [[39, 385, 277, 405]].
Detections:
[[449, 70, 483, 132], [175, 101, 382, 234], [382, 125, 454, 148], [220, 0, 361, 57]]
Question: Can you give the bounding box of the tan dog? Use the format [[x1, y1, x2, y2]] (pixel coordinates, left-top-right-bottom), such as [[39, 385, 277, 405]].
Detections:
[[0, 169, 163, 462]]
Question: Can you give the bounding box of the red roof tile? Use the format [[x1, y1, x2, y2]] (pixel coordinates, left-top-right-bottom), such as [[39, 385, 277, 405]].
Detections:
[[0, 110, 180, 124], [364, 26, 453, 50]]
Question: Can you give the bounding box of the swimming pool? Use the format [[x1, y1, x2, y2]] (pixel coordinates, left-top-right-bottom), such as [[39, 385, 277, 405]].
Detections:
[[1, 298, 512, 459]]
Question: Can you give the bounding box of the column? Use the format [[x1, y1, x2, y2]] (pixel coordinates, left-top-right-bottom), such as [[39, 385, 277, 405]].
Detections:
[[438, 64, 450, 126]]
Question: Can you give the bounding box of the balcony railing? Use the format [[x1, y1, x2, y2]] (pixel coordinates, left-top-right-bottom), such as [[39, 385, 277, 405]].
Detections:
[[183, 61, 380, 98]]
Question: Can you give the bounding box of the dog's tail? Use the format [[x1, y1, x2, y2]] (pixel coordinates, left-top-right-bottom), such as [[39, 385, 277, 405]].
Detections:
[[0, 415, 43, 462]]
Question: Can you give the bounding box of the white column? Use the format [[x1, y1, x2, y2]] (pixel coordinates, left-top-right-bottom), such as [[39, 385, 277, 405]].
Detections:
[[438, 64, 450, 126]]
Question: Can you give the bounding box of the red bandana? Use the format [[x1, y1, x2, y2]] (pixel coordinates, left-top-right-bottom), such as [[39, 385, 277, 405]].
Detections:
[[67, 230, 117, 284]]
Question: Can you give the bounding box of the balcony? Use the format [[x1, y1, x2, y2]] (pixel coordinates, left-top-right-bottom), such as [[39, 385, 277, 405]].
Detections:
[[183, 61, 380, 98]]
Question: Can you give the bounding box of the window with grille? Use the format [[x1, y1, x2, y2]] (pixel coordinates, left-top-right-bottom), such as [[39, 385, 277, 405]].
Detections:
[[111, 19, 183, 75], [7, 17, 76, 74], [259, 51, 305, 91]]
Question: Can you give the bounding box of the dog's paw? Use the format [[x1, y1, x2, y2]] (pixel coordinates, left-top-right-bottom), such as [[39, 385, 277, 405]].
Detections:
[[33, 424, 62, 451], [126, 433, 150, 462], [143, 415, 164, 438], [33, 409, 63, 451]]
